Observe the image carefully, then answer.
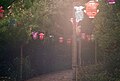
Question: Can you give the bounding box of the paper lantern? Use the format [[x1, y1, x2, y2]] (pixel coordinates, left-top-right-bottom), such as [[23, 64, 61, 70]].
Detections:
[[86, 35, 91, 41], [59, 37, 64, 43], [67, 38, 72, 44], [39, 32, 45, 40], [32, 32, 38, 40], [81, 33, 86, 40], [84, 0, 99, 18]]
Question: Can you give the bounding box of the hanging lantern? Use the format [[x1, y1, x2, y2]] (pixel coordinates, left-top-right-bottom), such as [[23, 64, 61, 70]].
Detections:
[[86, 35, 91, 41], [39, 32, 45, 40], [67, 38, 72, 44], [59, 37, 64, 43], [74, 6, 84, 22], [91, 34, 95, 41], [107, 0, 116, 4], [49, 35, 54, 38], [0, 6, 4, 13], [81, 33, 86, 40], [32, 32, 38, 40], [84, 0, 99, 18], [0, 6, 4, 18]]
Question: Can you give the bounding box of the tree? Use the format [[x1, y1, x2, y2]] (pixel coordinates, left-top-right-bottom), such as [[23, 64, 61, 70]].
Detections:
[[94, 0, 120, 80]]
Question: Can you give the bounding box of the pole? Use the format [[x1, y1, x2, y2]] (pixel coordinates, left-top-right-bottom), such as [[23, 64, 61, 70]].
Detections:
[[95, 40, 97, 64], [78, 35, 82, 66], [72, 24, 78, 81], [71, 1, 81, 81], [20, 45, 23, 80]]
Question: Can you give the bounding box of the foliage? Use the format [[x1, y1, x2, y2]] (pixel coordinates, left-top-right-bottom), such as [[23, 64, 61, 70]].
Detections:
[[93, 0, 120, 81], [0, 0, 73, 80], [13, 56, 33, 80], [78, 64, 108, 81]]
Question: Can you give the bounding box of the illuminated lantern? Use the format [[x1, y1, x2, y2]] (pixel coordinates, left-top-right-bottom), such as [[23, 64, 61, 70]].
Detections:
[[86, 35, 91, 41], [81, 33, 86, 40], [49, 35, 53, 38], [32, 32, 38, 40], [91, 34, 95, 41], [59, 37, 64, 43], [39, 32, 45, 40], [74, 6, 84, 22], [84, 0, 99, 18], [49, 35, 54, 41], [107, 0, 116, 4], [0, 6, 4, 18], [67, 38, 72, 44]]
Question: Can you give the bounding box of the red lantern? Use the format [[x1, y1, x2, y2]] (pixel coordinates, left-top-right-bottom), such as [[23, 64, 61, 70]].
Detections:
[[84, 0, 99, 18], [0, 6, 4, 18], [67, 38, 72, 44], [107, 0, 116, 4], [39, 32, 45, 40], [0, 6, 4, 13], [59, 37, 64, 43], [32, 32, 38, 40]]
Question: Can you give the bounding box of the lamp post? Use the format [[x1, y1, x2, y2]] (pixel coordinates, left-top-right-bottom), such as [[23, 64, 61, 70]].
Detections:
[[70, 18, 78, 81], [70, 3, 84, 81], [74, 4, 84, 67]]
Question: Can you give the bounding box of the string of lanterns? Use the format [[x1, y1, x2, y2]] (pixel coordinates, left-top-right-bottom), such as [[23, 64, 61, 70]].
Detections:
[[31, 31, 95, 43]]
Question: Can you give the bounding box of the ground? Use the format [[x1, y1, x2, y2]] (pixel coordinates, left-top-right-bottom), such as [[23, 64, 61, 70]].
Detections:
[[26, 69, 72, 81]]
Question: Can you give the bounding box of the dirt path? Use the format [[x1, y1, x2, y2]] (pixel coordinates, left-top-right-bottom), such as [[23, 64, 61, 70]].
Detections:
[[26, 69, 73, 81]]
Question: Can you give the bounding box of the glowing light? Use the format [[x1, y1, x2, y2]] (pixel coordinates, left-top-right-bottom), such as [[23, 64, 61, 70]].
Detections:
[[39, 32, 45, 40], [59, 37, 64, 43], [86, 35, 91, 41], [107, 0, 116, 4], [81, 33, 86, 40], [0, 6, 4, 13], [32, 32, 38, 40], [84, 0, 99, 18], [67, 38, 72, 44], [91, 34, 95, 41]]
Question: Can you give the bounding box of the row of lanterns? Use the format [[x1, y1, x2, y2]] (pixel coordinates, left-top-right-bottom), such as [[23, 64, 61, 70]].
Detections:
[[31, 32, 95, 43], [31, 32, 72, 44]]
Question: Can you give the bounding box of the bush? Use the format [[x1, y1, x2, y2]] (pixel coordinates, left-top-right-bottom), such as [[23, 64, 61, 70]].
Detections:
[[78, 64, 108, 81]]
